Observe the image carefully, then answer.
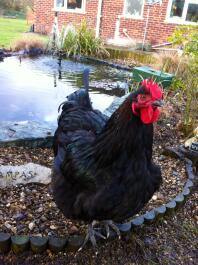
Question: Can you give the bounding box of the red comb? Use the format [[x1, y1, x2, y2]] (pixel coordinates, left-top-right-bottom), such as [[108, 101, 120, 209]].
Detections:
[[141, 79, 163, 99]]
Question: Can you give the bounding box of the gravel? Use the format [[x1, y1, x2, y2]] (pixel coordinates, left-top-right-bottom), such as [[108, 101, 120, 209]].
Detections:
[[0, 100, 197, 264]]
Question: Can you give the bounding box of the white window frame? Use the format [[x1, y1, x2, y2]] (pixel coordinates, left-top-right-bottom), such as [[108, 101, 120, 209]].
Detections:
[[122, 0, 145, 19], [166, 0, 198, 25], [53, 0, 86, 14]]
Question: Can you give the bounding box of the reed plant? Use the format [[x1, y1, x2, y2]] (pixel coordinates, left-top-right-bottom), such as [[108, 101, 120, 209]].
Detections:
[[61, 20, 109, 58]]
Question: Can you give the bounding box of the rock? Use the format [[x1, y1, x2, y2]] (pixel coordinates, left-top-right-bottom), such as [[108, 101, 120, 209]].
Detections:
[[4, 222, 16, 233], [37, 207, 43, 213], [158, 155, 166, 161], [29, 222, 35, 231], [20, 192, 25, 198], [50, 225, 57, 230], [152, 195, 157, 201], [0, 163, 51, 187], [144, 236, 154, 246], [16, 224, 26, 233], [173, 171, 179, 177], [41, 216, 47, 222], [13, 213, 26, 221], [69, 225, 79, 235]]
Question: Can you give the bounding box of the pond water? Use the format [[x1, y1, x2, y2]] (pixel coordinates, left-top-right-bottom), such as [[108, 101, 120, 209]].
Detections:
[[0, 56, 130, 123]]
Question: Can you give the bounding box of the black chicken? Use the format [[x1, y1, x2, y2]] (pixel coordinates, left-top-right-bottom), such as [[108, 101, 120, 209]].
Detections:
[[52, 70, 163, 252]]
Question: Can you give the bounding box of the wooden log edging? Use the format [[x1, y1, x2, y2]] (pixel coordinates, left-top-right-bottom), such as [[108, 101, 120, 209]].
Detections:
[[0, 149, 197, 254]]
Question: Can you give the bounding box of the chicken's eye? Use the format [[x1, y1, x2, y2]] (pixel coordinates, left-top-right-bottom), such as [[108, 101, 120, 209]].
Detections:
[[140, 95, 147, 100]]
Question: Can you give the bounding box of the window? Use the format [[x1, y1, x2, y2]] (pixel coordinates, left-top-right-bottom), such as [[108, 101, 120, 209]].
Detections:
[[167, 0, 198, 23], [124, 0, 144, 17], [55, 0, 85, 12]]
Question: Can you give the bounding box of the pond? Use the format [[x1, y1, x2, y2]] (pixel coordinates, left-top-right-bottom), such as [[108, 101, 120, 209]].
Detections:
[[0, 55, 130, 124]]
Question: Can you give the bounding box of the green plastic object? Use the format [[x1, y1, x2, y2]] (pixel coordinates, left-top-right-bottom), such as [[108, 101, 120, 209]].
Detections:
[[132, 66, 175, 88]]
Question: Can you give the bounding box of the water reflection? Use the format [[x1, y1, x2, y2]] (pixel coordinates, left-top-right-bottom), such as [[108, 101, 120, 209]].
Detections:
[[0, 56, 130, 123]]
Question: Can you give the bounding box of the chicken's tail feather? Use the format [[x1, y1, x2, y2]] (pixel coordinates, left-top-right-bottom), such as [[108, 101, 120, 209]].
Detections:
[[83, 68, 90, 91], [59, 68, 92, 112]]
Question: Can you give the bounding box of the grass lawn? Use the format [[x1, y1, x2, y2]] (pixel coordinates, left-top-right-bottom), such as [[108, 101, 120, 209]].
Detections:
[[0, 17, 29, 48], [0, 17, 49, 49]]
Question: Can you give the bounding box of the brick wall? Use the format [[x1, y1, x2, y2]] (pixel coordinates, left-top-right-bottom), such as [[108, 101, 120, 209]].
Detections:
[[34, 0, 178, 45]]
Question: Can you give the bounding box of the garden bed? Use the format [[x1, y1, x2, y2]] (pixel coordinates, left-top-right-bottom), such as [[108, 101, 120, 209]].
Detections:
[[0, 54, 197, 265]]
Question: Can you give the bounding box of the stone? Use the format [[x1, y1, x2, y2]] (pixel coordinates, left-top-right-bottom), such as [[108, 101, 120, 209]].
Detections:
[[37, 207, 43, 213], [0, 233, 11, 253], [13, 213, 26, 221], [50, 225, 57, 230], [41, 216, 47, 222], [30, 236, 48, 253], [29, 222, 35, 231], [11, 236, 30, 254], [0, 163, 51, 187], [69, 225, 79, 235], [0, 120, 56, 148], [152, 195, 157, 201]]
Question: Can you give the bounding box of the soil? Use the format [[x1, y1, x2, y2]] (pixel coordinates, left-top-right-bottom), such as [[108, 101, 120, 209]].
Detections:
[[0, 97, 197, 264]]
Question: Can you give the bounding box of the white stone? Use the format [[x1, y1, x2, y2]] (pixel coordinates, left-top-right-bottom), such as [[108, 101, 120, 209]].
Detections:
[[0, 163, 51, 187], [29, 222, 35, 231], [152, 195, 158, 201]]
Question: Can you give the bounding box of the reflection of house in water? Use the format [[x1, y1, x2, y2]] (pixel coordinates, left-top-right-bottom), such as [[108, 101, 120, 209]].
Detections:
[[34, 0, 198, 46]]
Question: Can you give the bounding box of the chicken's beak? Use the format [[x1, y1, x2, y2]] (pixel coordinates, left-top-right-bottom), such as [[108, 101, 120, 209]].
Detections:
[[152, 100, 164, 107]]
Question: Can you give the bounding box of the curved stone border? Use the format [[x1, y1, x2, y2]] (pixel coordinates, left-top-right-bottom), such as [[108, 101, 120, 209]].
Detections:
[[0, 148, 197, 254]]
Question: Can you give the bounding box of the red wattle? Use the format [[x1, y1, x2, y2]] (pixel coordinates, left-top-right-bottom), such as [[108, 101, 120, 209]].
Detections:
[[140, 106, 160, 124]]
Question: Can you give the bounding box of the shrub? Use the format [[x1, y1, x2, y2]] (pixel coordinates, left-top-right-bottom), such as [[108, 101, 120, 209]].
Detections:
[[60, 20, 109, 59], [13, 35, 47, 51], [169, 26, 198, 135]]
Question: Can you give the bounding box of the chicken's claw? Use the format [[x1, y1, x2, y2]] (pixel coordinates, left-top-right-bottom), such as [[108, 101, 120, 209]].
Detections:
[[102, 220, 121, 239], [78, 220, 106, 255]]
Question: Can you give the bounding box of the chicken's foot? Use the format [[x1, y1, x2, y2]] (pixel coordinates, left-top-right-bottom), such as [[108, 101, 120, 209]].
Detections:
[[78, 220, 106, 254], [102, 220, 121, 239], [77, 220, 121, 255]]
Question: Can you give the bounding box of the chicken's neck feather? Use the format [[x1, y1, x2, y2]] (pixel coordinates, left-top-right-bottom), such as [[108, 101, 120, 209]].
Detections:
[[92, 94, 154, 167]]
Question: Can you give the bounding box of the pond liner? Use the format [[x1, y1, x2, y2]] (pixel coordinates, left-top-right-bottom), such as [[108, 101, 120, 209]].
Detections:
[[55, 52, 133, 72], [83, 56, 132, 72], [0, 149, 196, 254]]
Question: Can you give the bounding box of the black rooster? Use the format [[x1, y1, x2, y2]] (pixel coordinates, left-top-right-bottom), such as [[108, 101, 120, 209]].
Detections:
[[52, 69, 163, 251]]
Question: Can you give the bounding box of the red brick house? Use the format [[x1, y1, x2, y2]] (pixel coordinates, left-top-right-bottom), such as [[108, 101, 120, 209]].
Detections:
[[34, 0, 198, 45]]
